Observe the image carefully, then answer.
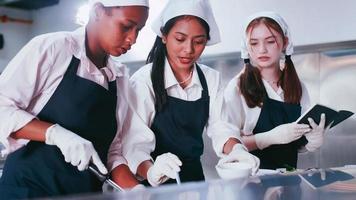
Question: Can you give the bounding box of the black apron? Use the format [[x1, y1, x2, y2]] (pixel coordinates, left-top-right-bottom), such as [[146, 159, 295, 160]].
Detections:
[[150, 65, 209, 184], [251, 94, 307, 170], [0, 56, 117, 199]]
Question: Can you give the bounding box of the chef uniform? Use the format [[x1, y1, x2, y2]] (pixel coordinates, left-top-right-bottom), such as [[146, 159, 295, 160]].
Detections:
[[224, 12, 312, 170], [123, 0, 243, 184], [0, 0, 149, 198]]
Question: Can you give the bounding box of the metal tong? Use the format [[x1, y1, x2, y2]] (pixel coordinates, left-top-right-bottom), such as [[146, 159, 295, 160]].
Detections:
[[88, 164, 124, 192]]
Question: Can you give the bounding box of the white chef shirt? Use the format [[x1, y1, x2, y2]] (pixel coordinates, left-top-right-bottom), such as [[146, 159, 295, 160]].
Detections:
[[123, 59, 242, 174], [224, 72, 311, 137], [0, 27, 137, 169]]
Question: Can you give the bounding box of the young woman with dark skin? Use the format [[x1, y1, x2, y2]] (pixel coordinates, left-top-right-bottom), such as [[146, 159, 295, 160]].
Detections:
[[0, 0, 148, 198]]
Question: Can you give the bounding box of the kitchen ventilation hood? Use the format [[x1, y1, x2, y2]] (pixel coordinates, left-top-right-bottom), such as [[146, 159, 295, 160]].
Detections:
[[0, 0, 59, 10]]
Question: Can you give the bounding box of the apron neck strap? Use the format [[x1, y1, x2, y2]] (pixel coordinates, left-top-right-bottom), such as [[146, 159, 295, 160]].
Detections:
[[195, 64, 209, 97]]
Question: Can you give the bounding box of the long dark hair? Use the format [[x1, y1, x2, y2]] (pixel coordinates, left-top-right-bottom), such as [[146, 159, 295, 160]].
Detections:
[[147, 15, 210, 112], [239, 17, 302, 108]]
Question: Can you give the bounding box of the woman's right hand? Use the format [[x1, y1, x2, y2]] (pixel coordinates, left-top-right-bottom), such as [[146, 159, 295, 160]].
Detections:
[[255, 123, 311, 150], [45, 124, 107, 174], [146, 152, 182, 187], [219, 143, 260, 175]]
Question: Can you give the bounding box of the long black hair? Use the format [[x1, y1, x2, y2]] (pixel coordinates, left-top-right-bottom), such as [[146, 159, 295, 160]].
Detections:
[[147, 15, 210, 112]]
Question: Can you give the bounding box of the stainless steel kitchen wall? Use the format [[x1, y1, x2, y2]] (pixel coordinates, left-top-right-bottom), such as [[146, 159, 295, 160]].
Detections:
[[295, 48, 356, 169]]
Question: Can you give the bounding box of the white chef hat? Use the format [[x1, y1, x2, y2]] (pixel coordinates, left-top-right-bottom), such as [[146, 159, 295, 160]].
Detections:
[[240, 11, 293, 59], [88, 0, 149, 7], [76, 0, 148, 25], [152, 0, 221, 46]]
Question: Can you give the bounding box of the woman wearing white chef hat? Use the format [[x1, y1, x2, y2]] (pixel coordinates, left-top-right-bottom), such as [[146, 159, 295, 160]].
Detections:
[[223, 11, 326, 170], [0, 0, 148, 198], [119, 0, 259, 186]]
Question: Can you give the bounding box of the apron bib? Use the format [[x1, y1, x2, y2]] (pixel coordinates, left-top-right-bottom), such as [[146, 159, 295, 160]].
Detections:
[[251, 95, 307, 169], [150, 65, 209, 183]]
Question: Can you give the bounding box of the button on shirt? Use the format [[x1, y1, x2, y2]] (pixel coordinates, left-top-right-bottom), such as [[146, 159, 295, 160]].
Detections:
[[223, 73, 311, 137], [123, 59, 241, 173], [0, 27, 139, 170]]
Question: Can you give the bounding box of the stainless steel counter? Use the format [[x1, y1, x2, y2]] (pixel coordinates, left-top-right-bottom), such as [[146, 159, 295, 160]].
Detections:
[[34, 166, 356, 200]]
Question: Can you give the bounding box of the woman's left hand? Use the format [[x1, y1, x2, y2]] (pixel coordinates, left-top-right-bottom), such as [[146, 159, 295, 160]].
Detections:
[[305, 113, 326, 152]]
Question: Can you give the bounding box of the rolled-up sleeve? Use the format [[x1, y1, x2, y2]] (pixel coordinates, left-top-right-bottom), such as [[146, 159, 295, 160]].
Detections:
[[121, 107, 155, 174], [107, 105, 155, 173], [106, 96, 128, 171], [0, 36, 53, 154], [107, 130, 127, 171], [206, 74, 242, 157], [223, 76, 246, 131], [120, 78, 156, 174]]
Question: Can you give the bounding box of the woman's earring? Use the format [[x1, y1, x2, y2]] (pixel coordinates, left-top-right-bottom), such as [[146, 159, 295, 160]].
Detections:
[[162, 38, 166, 44]]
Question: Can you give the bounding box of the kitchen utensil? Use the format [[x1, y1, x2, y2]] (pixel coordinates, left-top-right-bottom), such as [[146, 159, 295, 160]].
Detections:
[[88, 164, 124, 192]]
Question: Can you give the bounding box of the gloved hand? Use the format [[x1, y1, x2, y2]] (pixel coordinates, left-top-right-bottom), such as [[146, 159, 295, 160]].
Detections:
[[305, 114, 326, 152], [218, 143, 260, 175], [45, 124, 107, 174], [255, 123, 311, 150], [147, 152, 182, 187]]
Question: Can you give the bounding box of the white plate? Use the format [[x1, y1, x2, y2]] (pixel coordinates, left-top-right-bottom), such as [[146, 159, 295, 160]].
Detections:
[[256, 169, 279, 176]]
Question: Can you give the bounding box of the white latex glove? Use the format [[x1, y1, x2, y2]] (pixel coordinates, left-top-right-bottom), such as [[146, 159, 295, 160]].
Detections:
[[147, 152, 182, 187], [255, 123, 311, 150], [305, 114, 326, 152], [45, 124, 108, 174], [218, 143, 260, 175]]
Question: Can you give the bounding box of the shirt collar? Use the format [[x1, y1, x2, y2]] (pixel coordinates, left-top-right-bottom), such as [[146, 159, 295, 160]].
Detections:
[[106, 57, 128, 80], [163, 58, 202, 89], [70, 27, 127, 81], [70, 27, 85, 60], [262, 79, 284, 100]]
